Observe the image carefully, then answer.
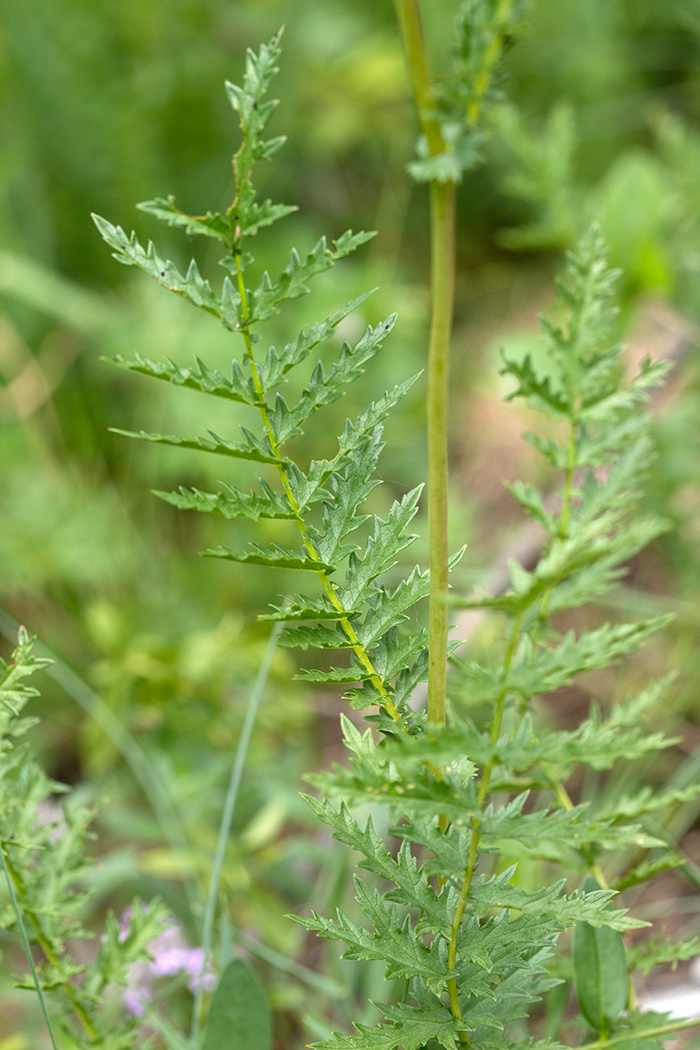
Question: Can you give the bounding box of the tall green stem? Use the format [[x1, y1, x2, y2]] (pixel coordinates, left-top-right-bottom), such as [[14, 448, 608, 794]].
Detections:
[[427, 179, 456, 724], [393, 0, 455, 727]]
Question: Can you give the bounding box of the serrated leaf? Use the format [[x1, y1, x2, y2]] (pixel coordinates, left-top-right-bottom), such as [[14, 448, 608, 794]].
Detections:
[[456, 617, 672, 705], [470, 871, 645, 932], [340, 485, 423, 608], [276, 316, 397, 441], [313, 432, 385, 564], [626, 932, 700, 977], [256, 292, 374, 391], [236, 199, 298, 237], [249, 232, 377, 322], [296, 665, 375, 685], [202, 958, 272, 1050], [137, 196, 231, 241], [290, 889, 453, 992], [310, 1022, 408, 1050], [505, 480, 556, 532], [204, 543, 332, 572], [91, 216, 242, 328], [155, 484, 294, 522], [108, 352, 258, 405], [259, 595, 355, 622], [337, 377, 421, 455], [314, 1014, 460, 1050], [303, 798, 450, 935], [110, 428, 279, 464], [356, 566, 430, 649], [278, 624, 356, 650]]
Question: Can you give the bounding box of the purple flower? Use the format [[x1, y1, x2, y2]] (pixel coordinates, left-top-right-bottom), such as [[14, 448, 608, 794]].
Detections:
[[120, 909, 215, 1016]]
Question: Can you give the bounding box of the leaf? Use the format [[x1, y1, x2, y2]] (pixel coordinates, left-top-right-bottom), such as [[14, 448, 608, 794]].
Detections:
[[236, 199, 298, 237], [473, 872, 645, 931], [505, 480, 556, 532], [110, 428, 279, 465], [456, 617, 672, 705], [573, 877, 628, 1035], [626, 932, 700, 977], [202, 958, 272, 1050], [204, 543, 333, 572], [108, 352, 258, 406], [277, 624, 356, 650], [91, 216, 243, 328], [137, 196, 232, 242], [249, 233, 376, 322], [259, 594, 355, 622], [275, 315, 398, 441], [310, 1022, 408, 1050], [296, 665, 375, 685], [340, 485, 423, 608], [256, 292, 374, 392], [314, 1013, 462, 1050], [313, 434, 385, 565], [337, 377, 421, 456], [356, 566, 431, 649], [303, 797, 450, 936], [154, 484, 294, 523], [291, 876, 454, 993]]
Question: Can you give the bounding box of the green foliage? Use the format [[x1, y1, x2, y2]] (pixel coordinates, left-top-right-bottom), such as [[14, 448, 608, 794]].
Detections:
[[573, 878, 628, 1036], [289, 231, 697, 1049], [93, 31, 431, 736], [0, 629, 169, 1047], [2, 3, 700, 1047], [202, 958, 272, 1050], [92, 32, 700, 1050]]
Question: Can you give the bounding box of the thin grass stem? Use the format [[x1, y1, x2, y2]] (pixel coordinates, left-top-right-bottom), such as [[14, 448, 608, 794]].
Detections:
[[190, 619, 281, 1047], [0, 843, 60, 1050]]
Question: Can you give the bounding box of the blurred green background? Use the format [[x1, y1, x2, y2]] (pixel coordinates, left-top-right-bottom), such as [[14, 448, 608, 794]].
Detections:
[[2, 0, 700, 1044]]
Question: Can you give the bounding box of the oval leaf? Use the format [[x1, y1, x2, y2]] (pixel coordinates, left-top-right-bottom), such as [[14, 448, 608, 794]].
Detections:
[[573, 876, 628, 1035], [202, 958, 272, 1050]]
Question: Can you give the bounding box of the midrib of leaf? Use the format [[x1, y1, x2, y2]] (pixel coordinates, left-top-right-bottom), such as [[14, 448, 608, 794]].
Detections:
[[467, 0, 515, 125], [445, 407, 582, 1042], [230, 244, 401, 723], [445, 606, 523, 1042]]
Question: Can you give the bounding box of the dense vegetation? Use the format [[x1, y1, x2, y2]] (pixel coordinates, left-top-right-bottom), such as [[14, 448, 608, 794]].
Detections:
[[2, 2, 700, 1047]]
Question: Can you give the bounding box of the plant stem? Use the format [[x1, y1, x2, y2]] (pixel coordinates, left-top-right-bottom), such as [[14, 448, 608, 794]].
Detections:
[[446, 609, 524, 1041], [393, 0, 455, 727], [578, 1017, 700, 1050], [468, 0, 514, 124], [392, 0, 445, 157], [558, 420, 577, 541], [427, 179, 456, 725]]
